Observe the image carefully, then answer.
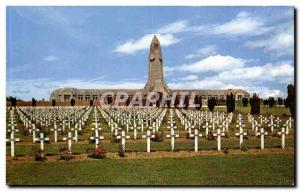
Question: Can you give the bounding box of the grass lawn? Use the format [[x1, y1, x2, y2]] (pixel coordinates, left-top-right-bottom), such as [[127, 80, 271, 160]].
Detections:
[[6, 153, 294, 185]]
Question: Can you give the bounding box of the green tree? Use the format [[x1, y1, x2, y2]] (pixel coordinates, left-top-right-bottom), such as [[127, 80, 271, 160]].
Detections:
[[70, 98, 75, 106], [207, 97, 216, 112], [268, 97, 275, 108], [242, 97, 248, 107], [52, 99, 56, 106], [250, 93, 260, 114], [226, 93, 235, 112], [287, 84, 295, 117], [32, 98, 37, 107]]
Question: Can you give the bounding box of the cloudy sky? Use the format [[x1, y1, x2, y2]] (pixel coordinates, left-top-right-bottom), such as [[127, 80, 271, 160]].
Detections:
[[7, 6, 294, 100]]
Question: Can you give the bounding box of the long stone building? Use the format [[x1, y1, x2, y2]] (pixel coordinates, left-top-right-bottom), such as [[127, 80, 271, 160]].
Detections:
[[50, 35, 250, 102]]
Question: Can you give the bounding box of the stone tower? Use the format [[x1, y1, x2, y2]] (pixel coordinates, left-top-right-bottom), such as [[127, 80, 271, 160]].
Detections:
[[144, 35, 170, 93]]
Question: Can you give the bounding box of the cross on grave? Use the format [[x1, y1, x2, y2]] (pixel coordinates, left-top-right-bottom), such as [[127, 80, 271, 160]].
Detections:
[[7, 124, 19, 135], [71, 124, 80, 141], [142, 130, 155, 152], [283, 124, 289, 135], [235, 127, 247, 145], [6, 132, 20, 157], [275, 117, 281, 128], [253, 121, 261, 133], [63, 132, 74, 154], [277, 127, 287, 149], [187, 124, 194, 137], [202, 123, 210, 137], [166, 128, 179, 151], [114, 126, 122, 136], [213, 129, 225, 151], [256, 128, 268, 149], [269, 115, 275, 124], [268, 123, 276, 132], [50, 123, 62, 143], [190, 129, 203, 152], [35, 133, 49, 152], [258, 115, 263, 125], [130, 125, 141, 139], [116, 131, 130, 152], [262, 117, 268, 125], [90, 134, 104, 148]]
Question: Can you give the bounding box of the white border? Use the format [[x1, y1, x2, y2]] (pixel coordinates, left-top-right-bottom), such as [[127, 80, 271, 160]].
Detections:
[[1, 0, 298, 190]]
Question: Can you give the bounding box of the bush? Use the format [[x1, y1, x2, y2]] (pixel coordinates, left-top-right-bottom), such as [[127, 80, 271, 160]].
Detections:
[[268, 97, 275, 108], [250, 93, 260, 114], [118, 145, 126, 157], [32, 98, 37, 107], [34, 149, 46, 161], [240, 143, 248, 151], [226, 93, 235, 112], [284, 98, 289, 108], [22, 128, 30, 136], [194, 95, 202, 110], [287, 84, 295, 117], [207, 131, 215, 141], [277, 97, 283, 105], [87, 146, 106, 159], [151, 131, 164, 142], [57, 147, 74, 161], [52, 99, 56, 106], [207, 98, 216, 112], [263, 99, 269, 107], [242, 97, 248, 107], [70, 98, 75, 106]]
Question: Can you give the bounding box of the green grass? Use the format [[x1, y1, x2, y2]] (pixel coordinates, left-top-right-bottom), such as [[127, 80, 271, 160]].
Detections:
[[208, 105, 291, 116], [6, 153, 294, 185], [8, 137, 294, 156]]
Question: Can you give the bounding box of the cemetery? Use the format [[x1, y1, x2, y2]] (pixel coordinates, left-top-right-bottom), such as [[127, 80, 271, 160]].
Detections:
[[6, 9, 295, 186], [6, 103, 295, 185]]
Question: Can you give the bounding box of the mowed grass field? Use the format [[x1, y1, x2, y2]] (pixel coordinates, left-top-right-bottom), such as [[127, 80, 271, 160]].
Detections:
[[7, 153, 294, 185], [6, 106, 294, 186]]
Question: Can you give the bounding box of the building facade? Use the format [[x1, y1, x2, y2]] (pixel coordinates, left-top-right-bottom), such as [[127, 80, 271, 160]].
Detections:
[[50, 36, 250, 102]]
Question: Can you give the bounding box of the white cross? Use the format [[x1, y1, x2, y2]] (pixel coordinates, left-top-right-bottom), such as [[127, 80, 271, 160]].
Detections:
[[235, 127, 247, 145], [166, 128, 179, 151], [277, 127, 287, 149], [142, 130, 155, 152], [71, 124, 80, 141], [116, 131, 130, 152], [190, 129, 203, 152], [130, 125, 141, 139], [213, 128, 225, 151], [35, 133, 49, 151], [202, 123, 210, 137], [50, 123, 61, 143], [90, 134, 104, 148], [256, 128, 268, 149], [6, 132, 20, 157], [63, 132, 74, 154], [268, 123, 276, 132]]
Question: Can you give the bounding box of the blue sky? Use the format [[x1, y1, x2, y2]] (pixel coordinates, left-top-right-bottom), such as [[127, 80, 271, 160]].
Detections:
[[6, 6, 294, 100]]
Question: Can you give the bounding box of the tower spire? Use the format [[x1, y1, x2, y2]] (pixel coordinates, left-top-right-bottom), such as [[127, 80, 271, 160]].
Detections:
[[144, 35, 170, 93]]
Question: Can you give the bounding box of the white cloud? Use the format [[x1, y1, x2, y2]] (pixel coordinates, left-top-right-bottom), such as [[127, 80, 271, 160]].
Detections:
[[169, 54, 246, 73], [185, 45, 217, 59], [157, 20, 188, 34], [43, 56, 58, 62], [245, 24, 294, 56], [215, 61, 294, 83], [211, 11, 272, 36], [179, 75, 198, 81], [7, 78, 145, 100], [114, 34, 180, 54]]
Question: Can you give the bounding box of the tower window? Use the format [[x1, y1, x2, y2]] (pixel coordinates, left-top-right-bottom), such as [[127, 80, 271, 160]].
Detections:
[[154, 44, 158, 48]]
